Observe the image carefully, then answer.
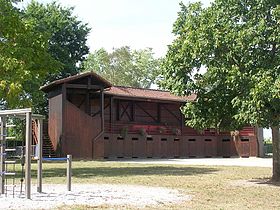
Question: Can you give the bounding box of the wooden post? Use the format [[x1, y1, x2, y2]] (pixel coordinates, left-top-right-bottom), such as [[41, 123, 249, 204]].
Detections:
[[25, 112, 32, 199], [110, 97, 114, 131], [180, 112, 184, 133], [37, 119, 43, 193], [67, 154, 72, 191], [131, 101, 135, 121], [157, 103, 161, 123], [62, 83, 67, 156], [116, 99, 120, 121], [86, 77, 91, 115], [100, 88, 104, 131], [0, 117, 6, 194]]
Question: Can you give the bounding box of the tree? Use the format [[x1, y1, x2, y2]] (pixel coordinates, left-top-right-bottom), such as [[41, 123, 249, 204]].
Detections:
[[161, 1, 280, 180], [83, 47, 161, 88], [0, 0, 61, 109], [24, 1, 91, 79], [23, 1, 90, 114]]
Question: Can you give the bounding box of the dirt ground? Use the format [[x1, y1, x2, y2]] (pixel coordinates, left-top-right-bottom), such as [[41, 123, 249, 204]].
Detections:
[[0, 184, 189, 209]]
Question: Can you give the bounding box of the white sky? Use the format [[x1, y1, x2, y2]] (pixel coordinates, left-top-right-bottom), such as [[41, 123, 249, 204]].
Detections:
[[21, 0, 212, 58], [20, 0, 272, 138]]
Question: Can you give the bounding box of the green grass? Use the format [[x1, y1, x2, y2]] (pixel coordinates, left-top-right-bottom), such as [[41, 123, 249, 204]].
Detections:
[[10, 160, 280, 209]]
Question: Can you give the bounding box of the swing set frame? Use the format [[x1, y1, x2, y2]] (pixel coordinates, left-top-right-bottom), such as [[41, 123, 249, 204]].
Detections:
[[0, 108, 44, 199]]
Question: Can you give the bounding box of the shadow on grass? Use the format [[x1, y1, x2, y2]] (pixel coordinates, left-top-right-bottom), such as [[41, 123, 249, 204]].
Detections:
[[34, 165, 218, 179], [249, 177, 280, 187]]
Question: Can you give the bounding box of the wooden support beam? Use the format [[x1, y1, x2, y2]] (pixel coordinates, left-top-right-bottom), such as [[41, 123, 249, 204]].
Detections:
[[77, 97, 86, 109], [110, 97, 114, 131], [65, 84, 103, 90], [120, 103, 130, 120], [157, 103, 161, 123], [135, 102, 158, 123], [91, 102, 110, 117], [85, 78, 91, 114], [116, 100, 120, 121], [131, 101, 135, 122], [162, 104, 181, 123], [100, 88, 104, 130], [62, 83, 67, 150], [181, 112, 184, 132]]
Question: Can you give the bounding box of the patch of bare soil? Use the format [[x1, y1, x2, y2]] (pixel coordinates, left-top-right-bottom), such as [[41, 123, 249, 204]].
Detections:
[[0, 184, 191, 210]]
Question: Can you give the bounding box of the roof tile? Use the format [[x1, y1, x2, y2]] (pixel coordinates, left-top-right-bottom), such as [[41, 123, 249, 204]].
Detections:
[[106, 86, 196, 102]]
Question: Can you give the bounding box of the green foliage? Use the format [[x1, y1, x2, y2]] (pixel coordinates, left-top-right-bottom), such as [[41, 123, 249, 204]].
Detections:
[[24, 0, 91, 79], [264, 138, 272, 144], [161, 0, 280, 130], [22, 0, 90, 114], [0, 0, 61, 109], [83, 47, 161, 88]]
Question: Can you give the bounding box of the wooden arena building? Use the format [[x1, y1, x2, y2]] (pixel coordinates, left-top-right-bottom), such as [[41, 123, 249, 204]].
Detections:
[[41, 72, 262, 159]]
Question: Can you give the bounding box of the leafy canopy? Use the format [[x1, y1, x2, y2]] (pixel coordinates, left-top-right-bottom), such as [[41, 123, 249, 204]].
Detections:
[[161, 0, 280, 131], [83, 47, 162, 88], [24, 0, 91, 80], [0, 0, 61, 108], [22, 0, 90, 114]]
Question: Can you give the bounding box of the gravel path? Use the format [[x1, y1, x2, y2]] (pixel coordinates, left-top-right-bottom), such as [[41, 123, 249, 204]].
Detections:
[[115, 157, 272, 167], [0, 184, 190, 209]]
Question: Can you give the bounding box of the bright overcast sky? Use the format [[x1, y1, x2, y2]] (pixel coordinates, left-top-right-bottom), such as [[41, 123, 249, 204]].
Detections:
[[21, 0, 212, 58]]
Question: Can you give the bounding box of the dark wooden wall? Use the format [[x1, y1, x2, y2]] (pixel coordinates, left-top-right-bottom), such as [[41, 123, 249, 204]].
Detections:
[[111, 99, 182, 126], [48, 91, 258, 159], [98, 133, 258, 159], [48, 93, 63, 151], [63, 100, 101, 159]]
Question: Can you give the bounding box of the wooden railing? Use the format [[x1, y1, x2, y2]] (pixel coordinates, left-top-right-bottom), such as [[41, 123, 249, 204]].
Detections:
[[104, 122, 255, 137], [105, 122, 183, 136]]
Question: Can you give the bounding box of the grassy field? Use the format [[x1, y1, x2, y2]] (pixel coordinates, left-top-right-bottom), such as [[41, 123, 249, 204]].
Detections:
[[13, 160, 280, 209]]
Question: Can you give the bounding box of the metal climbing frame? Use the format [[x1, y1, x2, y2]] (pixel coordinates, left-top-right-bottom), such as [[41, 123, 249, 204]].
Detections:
[[1, 120, 18, 198], [0, 108, 44, 199]]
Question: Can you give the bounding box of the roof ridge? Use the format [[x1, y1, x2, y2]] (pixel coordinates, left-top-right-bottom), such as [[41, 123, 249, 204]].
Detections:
[[112, 85, 170, 93]]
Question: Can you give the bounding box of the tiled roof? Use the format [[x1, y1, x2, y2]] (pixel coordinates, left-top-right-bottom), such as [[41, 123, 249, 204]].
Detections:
[[40, 71, 196, 102], [105, 86, 196, 102]]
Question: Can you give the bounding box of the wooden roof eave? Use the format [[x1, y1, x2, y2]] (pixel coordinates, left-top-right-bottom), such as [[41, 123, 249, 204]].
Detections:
[[40, 71, 112, 93], [104, 93, 189, 104]]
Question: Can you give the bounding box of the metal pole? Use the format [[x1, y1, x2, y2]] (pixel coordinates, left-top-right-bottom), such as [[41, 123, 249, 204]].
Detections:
[[25, 112, 32, 199], [67, 154, 72, 191], [37, 119, 43, 193], [0, 117, 6, 194]]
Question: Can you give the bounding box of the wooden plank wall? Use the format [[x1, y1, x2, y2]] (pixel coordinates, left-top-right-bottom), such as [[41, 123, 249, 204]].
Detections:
[[58, 96, 258, 159], [101, 134, 224, 159], [48, 94, 63, 151], [100, 132, 258, 159], [113, 99, 182, 126], [64, 100, 101, 159]]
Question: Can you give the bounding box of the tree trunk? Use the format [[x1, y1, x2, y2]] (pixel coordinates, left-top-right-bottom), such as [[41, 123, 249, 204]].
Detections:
[[256, 126, 264, 157], [272, 126, 280, 181]]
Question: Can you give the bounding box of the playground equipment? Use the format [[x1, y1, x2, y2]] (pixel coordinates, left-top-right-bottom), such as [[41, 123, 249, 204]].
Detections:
[[41, 155, 72, 191], [0, 108, 44, 199], [0, 108, 72, 199]]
